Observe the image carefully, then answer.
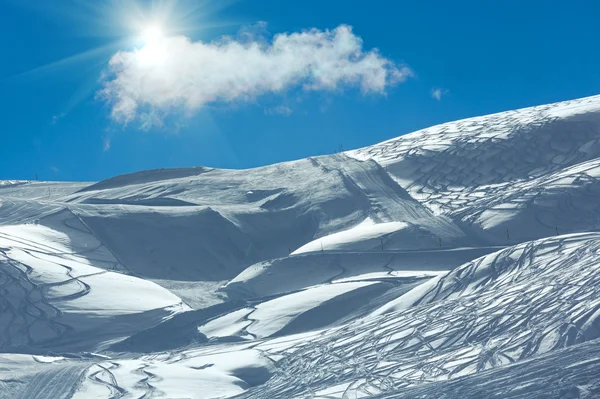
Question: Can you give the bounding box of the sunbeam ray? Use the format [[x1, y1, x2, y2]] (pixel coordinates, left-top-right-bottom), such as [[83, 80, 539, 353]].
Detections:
[[4, 39, 130, 82]]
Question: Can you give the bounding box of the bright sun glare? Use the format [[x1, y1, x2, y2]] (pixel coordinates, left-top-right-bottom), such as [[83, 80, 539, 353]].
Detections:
[[142, 25, 165, 45], [137, 24, 168, 65]]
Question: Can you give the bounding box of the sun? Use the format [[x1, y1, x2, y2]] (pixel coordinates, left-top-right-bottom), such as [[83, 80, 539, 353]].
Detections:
[[141, 25, 165, 45], [137, 24, 168, 66]]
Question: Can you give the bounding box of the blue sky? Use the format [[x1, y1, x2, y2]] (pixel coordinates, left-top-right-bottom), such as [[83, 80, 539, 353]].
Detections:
[[1, 0, 599, 181]]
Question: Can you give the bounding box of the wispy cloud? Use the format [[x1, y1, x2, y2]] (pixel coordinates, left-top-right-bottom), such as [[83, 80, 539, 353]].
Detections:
[[431, 87, 449, 101], [51, 113, 66, 124], [103, 137, 111, 151], [265, 105, 293, 116], [99, 24, 411, 125]]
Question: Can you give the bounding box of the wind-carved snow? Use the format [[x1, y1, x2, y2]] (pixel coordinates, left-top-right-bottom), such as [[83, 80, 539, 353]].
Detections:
[[3, 95, 600, 398], [0, 221, 187, 353]]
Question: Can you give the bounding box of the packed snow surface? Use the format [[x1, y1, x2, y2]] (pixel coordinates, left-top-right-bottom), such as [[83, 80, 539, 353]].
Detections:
[[3, 95, 600, 398]]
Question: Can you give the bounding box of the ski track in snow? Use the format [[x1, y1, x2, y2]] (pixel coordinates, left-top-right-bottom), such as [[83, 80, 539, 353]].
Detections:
[[3, 95, 600, 398], [239, 234, 600, 398], [0, 221, 186, 353], [374, 337, 600, 398], [350, 95, 600, 242], [16, 364, 86, 399]]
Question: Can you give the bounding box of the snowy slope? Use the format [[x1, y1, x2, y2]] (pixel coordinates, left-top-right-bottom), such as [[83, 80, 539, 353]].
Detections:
[[223, 246, 496, 299], [201, 281, 384, 339], [0, 221, 187, 353], [0, 181, 91, 201], [6, 233, 599, 398], [350, 95, 600, 243], [2, 95, 600, 398], [238, 233, 600, 398], [374, 337, 600, 398], [55, 155, 469, 284], [292, 218, 469, 254]]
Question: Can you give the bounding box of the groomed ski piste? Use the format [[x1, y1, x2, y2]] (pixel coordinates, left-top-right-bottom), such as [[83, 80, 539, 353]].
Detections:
[[2, 95, 600, 398]]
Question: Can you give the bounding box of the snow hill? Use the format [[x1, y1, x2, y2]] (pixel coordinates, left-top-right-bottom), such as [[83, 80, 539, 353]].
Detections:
[[2, 95, 600, 398]]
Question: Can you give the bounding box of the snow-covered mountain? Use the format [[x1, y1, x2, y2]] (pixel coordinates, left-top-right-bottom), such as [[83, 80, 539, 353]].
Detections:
[[2, 95, 600, 398]]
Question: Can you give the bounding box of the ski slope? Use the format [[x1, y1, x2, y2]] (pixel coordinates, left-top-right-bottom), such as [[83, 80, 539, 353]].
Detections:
[[2, 95, 600, 398], [374, 337, 600, 398], [0, 218, 187, 353], [237, 233, 600, 398], [349, 95, 600, 243]]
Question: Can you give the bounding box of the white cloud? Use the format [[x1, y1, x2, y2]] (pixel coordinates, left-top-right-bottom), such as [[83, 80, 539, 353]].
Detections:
[[99, 24, 411, 124], [431, 87, 449, 101], [265, 105, 293, 116], [103, 138, 111, 151]]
